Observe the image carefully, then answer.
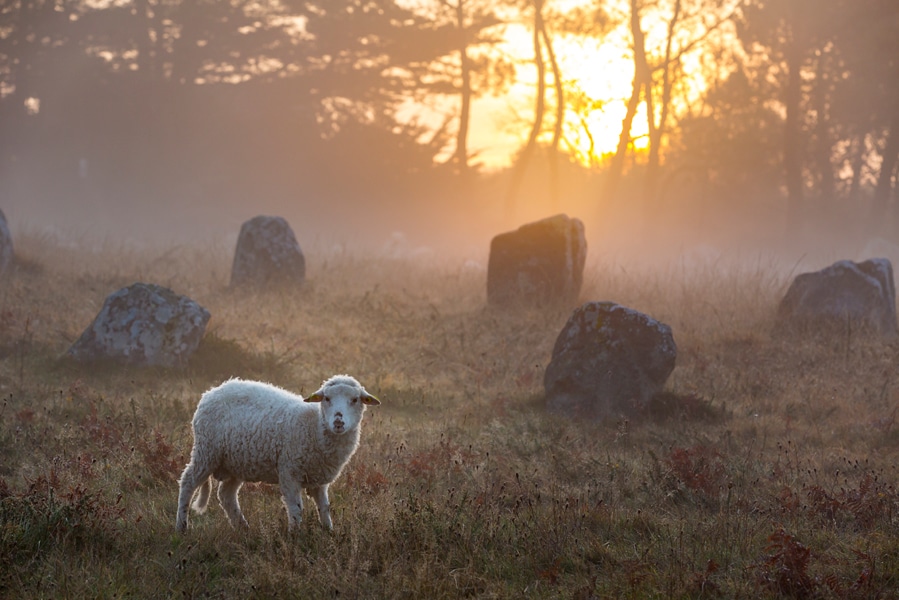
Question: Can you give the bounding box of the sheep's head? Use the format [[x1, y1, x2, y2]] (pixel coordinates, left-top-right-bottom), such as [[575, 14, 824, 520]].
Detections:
[[305, 375, 380, 435]]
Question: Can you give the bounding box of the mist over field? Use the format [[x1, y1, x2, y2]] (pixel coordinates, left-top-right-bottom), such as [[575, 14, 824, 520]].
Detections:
[[3, 180, 886, 284], [3, 139, 886, 276]]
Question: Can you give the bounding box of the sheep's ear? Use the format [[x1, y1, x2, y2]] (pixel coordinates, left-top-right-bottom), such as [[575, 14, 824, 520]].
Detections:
[[361, 391, 380, 406], [305, 392, 324, 403]]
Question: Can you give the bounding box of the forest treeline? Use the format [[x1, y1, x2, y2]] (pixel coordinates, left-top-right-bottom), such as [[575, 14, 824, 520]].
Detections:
[[0, 0, 897, 249]]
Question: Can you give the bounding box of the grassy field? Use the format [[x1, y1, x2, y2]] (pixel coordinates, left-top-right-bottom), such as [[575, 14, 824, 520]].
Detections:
[[2, 232, 899, 599]]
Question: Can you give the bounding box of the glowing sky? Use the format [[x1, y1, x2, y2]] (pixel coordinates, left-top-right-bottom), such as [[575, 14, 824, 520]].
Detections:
[[467, 22, 649, 169]]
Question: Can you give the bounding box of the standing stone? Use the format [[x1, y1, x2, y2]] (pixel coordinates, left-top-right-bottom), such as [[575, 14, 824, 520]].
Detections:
[[544, 302, 677, 420], [68, 283, 211, 367], [777, 258, 898, 336], [0, 209, 14, 277], [230, 215, 305, 288], [487, 214, 586, 308]]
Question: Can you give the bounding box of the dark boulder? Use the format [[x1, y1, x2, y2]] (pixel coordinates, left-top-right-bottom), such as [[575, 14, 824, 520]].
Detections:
[[777, 258, 897, 336], [487, 214, 586, 308], [68, 283, 210, 367], [544, 301, 677, 420], [230, 215, 305, 288]]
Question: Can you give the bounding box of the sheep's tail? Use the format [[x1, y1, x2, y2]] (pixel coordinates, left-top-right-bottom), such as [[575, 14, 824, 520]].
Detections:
[[191, 477, 212, 514]]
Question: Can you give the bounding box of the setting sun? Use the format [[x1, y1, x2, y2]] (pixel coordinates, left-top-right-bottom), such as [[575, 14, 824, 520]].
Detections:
[[461, 1, 727, 170], [466, 22, 651, 169]]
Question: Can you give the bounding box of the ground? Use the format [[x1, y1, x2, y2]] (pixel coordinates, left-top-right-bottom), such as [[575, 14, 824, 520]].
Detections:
[[1, 233, 898, 598]]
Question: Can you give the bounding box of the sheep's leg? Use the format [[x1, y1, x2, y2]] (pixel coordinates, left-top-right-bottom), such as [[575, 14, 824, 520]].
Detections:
[[192, 477, 212, 514], [217, 477, 249, 528], [278, 475, 304, 530], [306, 485, 333, 530], [176, 461, 211, 532]]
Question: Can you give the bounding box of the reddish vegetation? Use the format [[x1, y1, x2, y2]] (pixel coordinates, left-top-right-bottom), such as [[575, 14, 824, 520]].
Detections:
[[665, 444, 728, 496]]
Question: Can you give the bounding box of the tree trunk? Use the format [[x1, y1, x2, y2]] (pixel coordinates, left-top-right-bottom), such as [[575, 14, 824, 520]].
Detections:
[[875, 113, 899, 228], [538, 11, 563, 212], [644, 0, 680, 216], [604, 81, 640, 201], [454, 0, 472, 177], [847, 133, 866, 203], [813, 52, 835, 203], [505, 0, 546, 221], [632, 2, 654, 208], [783, 36, 805, 231], [603, 0, 645, 205], [134, 0, 158, 80]]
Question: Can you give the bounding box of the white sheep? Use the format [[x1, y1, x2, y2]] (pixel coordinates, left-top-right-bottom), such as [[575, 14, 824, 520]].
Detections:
[[175, 375, 380, 532]]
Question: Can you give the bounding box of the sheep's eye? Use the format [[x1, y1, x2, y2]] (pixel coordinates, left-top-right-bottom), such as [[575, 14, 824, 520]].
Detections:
[[352, 397, 358, 404], [324, 397, 331, 403]]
